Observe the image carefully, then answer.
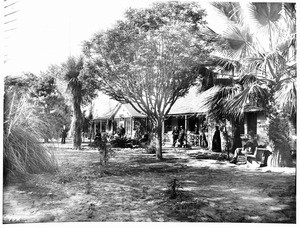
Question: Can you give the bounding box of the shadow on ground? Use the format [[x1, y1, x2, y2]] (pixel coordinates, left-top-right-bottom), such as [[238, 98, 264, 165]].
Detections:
[[3, 144, 296, 223]]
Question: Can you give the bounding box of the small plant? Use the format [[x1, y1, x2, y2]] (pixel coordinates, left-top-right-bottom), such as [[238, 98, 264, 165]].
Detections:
[[145, 141, 157, 154], [56, 171, 74, 184], [98, 134, 115, 165], [166, 178, 182, 199], [110, 137, 128, 148], [87, 203, 96, 219], [85, 179, 92, 194]]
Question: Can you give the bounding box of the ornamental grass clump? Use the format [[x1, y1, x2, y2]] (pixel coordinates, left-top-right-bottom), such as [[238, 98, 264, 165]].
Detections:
[[4, 91, 58, 184]]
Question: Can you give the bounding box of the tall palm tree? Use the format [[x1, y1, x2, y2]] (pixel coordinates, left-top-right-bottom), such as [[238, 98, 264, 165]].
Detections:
[[203, 2, 296, 166], [62, 56, 84, 149]]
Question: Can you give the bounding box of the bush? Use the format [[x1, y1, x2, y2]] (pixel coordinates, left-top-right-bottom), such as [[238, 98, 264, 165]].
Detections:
[[110, 136, 134, 148], [267, 113, 293, 167], [145, 141, 157, 154], [3, 91, 58, 185]]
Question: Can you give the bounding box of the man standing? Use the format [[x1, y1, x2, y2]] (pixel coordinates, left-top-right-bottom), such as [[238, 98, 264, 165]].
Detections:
[[172, 126, 179, 147], [61, 125, 67, 144], [178, 126, 185, 147]]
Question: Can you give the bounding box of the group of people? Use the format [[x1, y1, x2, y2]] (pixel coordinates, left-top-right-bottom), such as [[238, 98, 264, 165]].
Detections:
[[172, 126, 186, 147], [172, 124, 208, 148], [62, 122, 262, 166]]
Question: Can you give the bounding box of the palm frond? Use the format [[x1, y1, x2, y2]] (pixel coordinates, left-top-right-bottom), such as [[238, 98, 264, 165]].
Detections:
[[203, 85, 242, 120], [224, 82, 270, 119], [274, 80, 296, 117], [244, 2, 282, 29]]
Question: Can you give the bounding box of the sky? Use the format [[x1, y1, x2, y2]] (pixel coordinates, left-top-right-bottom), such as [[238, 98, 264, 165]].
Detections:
[[2, 0, 296, 77], [3, 0, 175, 75]]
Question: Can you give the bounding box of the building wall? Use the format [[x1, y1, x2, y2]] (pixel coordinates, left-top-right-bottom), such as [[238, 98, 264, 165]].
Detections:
[[256, 112, 269, 146], [207, 112, 269, 152]]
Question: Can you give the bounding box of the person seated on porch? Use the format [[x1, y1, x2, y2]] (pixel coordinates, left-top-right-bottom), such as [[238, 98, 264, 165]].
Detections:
[[230, 131, 258, 164]]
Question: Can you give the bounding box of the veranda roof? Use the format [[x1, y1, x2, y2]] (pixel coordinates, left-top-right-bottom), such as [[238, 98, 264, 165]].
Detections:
[[168, 86, 219, 115], [88, 93, 120, 120], [121, 103, 147, 118], [88, 86, 220, 120]]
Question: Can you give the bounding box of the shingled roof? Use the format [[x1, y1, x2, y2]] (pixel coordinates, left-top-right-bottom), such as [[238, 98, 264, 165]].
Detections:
[[121, 103, 147, 118], [88, 86, 220, 119], [88, 93, 120, 120], [168, 86, 219, 115]]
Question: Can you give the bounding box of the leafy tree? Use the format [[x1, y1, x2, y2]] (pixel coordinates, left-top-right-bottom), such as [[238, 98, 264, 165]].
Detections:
[[202, 2, 296, 166], [30, 73, 72, 142], [83, 19, 210, 159], [60, 56, 100, 149], [4, 73, 72, 142], [125, 1, 206, 31]]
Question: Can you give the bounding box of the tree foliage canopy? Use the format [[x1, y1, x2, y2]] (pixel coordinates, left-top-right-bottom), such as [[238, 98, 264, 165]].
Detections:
[[4, 73, 71, 140], [82, 1, 212, 158], [203, 2, 296, 121]]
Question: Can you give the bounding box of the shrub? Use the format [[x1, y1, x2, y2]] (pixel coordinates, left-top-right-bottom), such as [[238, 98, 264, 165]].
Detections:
[[110, 136, 134, 148], [3, 91, 58, 185], [267, 113, 293, 167]]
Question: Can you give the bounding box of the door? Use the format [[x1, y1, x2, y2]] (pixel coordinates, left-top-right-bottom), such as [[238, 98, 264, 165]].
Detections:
[[247, 112, 257, 135]]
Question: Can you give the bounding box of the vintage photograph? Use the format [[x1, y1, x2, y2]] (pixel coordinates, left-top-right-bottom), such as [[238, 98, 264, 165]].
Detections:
[[2, 0, 297, 225]]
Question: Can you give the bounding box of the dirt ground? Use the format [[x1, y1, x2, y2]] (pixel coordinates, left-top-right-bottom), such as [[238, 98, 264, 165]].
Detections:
[[2, 140, 296, 224]]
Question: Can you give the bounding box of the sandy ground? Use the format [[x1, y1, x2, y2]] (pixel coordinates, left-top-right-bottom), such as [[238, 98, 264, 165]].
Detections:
[[2, 140, 296, 224]]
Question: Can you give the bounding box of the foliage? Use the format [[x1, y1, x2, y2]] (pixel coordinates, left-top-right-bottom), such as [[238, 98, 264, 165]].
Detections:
[[58, 56, 101, 149], [83, 2, 211, 159], [204, 2, 296, 120], [145, 141, 157, 154], [267, 113, 293, 167], [125, 1, 206, 31], [3, 91, 58, 184], [5, 73, 71, 141], [109, 137, 132, 148], [202, 2, 296, 166], [98, 134, 115, 165], [166, 178, 183, 199], [31, 73, 71, 140]]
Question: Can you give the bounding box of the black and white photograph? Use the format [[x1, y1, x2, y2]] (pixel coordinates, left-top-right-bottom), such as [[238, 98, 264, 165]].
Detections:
[[2, 0, 297, 226]]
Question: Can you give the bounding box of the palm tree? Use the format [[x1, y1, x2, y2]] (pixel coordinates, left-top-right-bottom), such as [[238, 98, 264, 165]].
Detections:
[[62, 56, 84, 149], [203, 2, 296, 166]]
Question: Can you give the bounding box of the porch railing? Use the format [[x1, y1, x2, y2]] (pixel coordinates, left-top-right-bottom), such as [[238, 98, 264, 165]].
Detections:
[[163, 132, 207, 147]]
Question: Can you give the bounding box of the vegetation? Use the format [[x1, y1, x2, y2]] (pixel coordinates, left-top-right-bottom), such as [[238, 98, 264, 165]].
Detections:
[[5, 73, 72, 141], [3, 84, 58, 185], [201, 2, 296, 166], [83, 2, 212, 159], [60, 56, 85, 149]]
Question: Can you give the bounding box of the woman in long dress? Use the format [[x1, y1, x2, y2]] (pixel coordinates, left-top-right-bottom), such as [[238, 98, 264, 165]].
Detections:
[[212, 126, 221, 152]]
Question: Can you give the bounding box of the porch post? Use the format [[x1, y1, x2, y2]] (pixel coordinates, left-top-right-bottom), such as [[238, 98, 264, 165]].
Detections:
[[244, 114, 248, 135], [185, 115, 188, 130], [131, 117, 133, 138]]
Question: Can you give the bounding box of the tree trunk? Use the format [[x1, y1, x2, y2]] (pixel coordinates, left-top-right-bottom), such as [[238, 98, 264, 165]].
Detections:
[[156, 121, 163, 160], [72, 97, 82, 150]]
